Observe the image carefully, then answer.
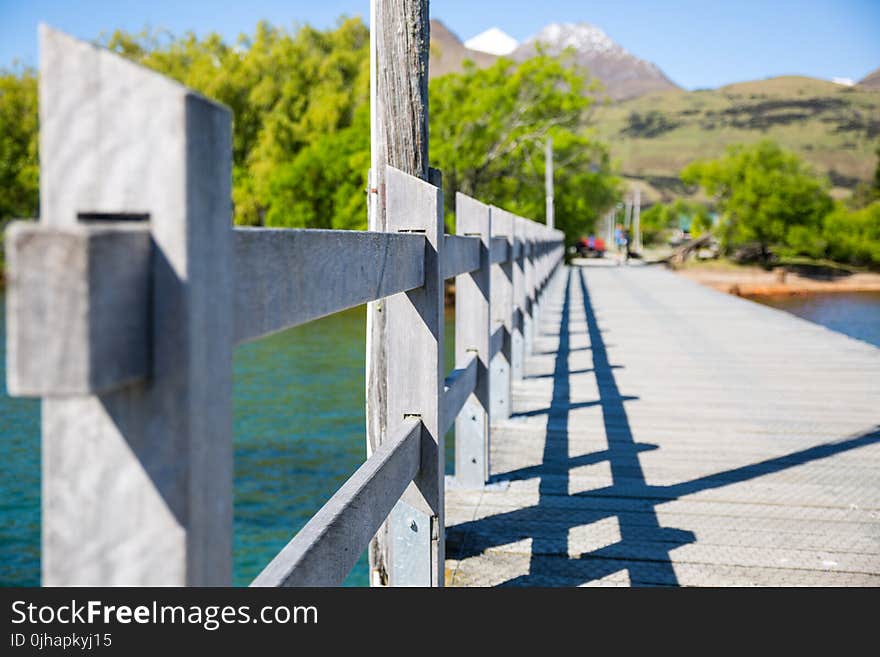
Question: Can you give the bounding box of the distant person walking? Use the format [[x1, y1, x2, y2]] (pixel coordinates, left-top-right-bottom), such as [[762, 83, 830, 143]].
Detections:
[[614, 224, 629, 265]]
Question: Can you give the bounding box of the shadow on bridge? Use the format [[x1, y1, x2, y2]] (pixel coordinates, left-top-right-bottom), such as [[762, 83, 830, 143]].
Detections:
[[446, 267, 880, 586]]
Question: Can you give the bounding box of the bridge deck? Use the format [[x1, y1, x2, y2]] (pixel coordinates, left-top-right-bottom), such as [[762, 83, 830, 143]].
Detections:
[[445, 263, 880, 586]]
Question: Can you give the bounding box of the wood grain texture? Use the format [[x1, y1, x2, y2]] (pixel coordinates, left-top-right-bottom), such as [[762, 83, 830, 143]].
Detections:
[[366, 0, 431, 586], [234, 228, 425, 343]]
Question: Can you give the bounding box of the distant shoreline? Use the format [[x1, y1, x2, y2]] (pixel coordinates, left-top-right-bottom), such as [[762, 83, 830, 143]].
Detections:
[[673, 262, 880, 298]]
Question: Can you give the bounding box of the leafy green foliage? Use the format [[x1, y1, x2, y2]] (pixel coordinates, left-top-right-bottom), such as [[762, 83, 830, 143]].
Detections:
[[0, 67, 38, 276], [1, 18, 618, 250], [640, 199, 710, 244], [0, 68, 38, 222], [821, 201, 880, 266], [430, 54, 618, 242], [682, 140, 833, 259], [102, 18, 371, 226]]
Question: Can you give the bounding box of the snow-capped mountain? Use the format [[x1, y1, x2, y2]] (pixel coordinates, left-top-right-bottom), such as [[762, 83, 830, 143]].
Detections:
[[464, 27, 519, 56], [513, 22, 678, 100]]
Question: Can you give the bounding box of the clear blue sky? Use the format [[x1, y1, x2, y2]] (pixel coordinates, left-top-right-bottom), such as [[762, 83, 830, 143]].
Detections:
[[1, 0, 878, 89]]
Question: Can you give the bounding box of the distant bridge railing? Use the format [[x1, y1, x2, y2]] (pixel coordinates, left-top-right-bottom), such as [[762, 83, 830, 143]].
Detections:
[[3, 27, 564, 586]]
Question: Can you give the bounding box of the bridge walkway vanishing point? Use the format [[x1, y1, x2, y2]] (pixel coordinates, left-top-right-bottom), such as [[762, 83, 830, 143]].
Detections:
[[445, 263, 880, 586]]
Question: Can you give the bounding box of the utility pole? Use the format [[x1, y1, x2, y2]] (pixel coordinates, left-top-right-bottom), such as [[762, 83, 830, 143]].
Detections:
[[545, 137, 554, 230], [633, 186, 642, 253], [367, 0, 431, 586]]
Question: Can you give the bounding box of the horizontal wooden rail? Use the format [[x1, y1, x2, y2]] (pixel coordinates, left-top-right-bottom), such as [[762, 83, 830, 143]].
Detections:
[[442, 352, 478, 434], [441, 234, 481, 279], [251, 417, 421, 587], [490, 236, 509, 264], [234, 228, 425, 344], [512, 239, 523, 260]]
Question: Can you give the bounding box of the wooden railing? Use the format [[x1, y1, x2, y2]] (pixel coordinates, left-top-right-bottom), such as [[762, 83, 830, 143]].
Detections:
[[3, 26, 564, 586]]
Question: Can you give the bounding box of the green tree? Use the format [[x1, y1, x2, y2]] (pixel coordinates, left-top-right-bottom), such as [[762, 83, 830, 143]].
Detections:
[[682, 140, 832, 261], [822, 201, 880, 266], [2, 18, 619, 253], [0, 67, 38, 223], [429, 54, 618, 242], [640, 199, 711, 244], [0, 67, 38, 277], [103, 18, 370, 226]]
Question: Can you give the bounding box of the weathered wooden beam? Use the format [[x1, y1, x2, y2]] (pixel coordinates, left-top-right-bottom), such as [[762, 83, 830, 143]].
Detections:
[[490, 236, 509, 264], [366, 0, 431, 586], [443, 352, 478, 435], [5, 221, 151, 396], [512, 238, 523, 260], [510, 214, 526, 381], [523, 220, 535, 355], [251, 417, 421, 587], [234, 228, 425, 344], [453, 192, 492, 487], [441, 233, 480, 279], [490, 208, 513, 423], [384, 165, 444, 586], [36, 26, 234, 585]]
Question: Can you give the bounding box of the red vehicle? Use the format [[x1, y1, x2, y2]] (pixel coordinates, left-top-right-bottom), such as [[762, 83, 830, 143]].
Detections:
[[576, 235, 606, 258]]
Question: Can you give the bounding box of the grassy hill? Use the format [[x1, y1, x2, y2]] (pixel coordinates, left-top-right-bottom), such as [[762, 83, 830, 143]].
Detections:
[[592, 76, 880, 202]]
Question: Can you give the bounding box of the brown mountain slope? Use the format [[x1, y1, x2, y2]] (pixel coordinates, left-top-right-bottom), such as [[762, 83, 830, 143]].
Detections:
[[429, 20, 497, 78], [859, 67, 880, 90]]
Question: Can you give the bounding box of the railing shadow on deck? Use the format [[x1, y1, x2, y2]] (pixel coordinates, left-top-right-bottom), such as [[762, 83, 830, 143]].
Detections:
[[446, 267, 880, 587]]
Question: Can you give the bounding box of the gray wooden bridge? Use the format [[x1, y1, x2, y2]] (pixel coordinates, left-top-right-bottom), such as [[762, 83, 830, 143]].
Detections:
[[5, 27, 879, 588], [447, 263, 880, 586]]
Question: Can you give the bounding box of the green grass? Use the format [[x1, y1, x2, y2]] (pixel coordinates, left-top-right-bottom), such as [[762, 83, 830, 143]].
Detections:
[[592, 76, 880, 201]]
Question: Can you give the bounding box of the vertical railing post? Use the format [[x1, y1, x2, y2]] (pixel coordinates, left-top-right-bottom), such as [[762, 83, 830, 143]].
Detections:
[[384, 166, 445, 586], [511, 216, 526, 381], [36, 27, 234, 585], [454, 194, 492, 487], [367, 0, 431, 586], [523, 221, 536, 355], [537, 228, 547, 324], [489, 209, 513, 423]]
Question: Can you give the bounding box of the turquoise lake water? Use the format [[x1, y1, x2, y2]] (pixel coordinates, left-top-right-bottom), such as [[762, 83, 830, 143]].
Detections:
[[752, 291, 880, 348], [1, 290, 876, 585], [0, 297, 454, 586]]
